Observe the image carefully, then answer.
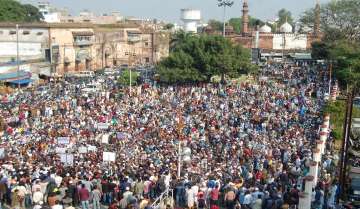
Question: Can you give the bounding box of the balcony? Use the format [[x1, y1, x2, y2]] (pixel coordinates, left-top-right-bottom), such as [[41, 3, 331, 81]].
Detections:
[[72, 31, 94, 46]]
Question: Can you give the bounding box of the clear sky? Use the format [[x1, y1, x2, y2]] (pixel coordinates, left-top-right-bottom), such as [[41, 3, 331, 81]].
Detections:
[[22, 0, 331, 23]]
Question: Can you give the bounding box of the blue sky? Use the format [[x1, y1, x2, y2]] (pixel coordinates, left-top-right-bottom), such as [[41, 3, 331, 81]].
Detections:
[[22, 0, 331, 23]]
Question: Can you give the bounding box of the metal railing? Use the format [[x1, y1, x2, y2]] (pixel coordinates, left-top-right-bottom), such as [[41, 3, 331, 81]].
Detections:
[[151, 188, 174, 209]]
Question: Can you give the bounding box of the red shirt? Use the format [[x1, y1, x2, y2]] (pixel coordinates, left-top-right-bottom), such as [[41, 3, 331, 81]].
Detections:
[[210, 188, 219, 200], [79, 187, 90, 201]]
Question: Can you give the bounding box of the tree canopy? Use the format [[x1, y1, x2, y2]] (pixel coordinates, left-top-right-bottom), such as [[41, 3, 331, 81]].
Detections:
[[208, 16, 263, 34], [157, 32, 257, 84], [277, 9, 294, 26], [0, 0, 43, 22], [300, 0, 360, 43], [118, 69, 140, 86], [307, 0, 360, 89]]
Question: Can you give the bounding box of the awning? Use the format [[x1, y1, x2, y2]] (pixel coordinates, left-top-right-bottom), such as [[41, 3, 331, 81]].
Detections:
[[8, 79, 33, 85]]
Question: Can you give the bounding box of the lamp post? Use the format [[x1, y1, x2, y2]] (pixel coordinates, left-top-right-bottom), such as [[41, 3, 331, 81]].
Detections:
[[218, 0, 234, 37]]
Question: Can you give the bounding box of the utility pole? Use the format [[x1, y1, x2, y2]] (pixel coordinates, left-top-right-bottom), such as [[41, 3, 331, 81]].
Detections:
[[339, 88, 355, 199], [16, 24, 20, 89]]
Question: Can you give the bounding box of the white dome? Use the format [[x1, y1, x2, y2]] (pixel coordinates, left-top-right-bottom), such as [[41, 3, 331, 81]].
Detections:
[[280, 22, 293, 33], [259, 24, 272, 33]]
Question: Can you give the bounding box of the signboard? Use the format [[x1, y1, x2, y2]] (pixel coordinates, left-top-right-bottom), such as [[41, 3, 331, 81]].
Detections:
[[60, 154, 74, 166], [57, 137, 70, 145], [251, 48, 260, 64], [103, 152, 116, 162]]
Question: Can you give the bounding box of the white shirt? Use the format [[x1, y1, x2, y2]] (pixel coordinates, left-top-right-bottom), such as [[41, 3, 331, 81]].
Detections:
[[52, 204, 63, 209], [33, 191, 44, 204]]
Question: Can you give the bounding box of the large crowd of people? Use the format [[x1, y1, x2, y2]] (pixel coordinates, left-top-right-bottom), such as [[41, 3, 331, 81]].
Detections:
[[0, 63, 339, 209]]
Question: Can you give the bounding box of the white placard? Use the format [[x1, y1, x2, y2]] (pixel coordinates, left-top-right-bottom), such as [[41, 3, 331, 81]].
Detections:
[[56, 147, 66, 154], [57, 137, 70, 144], [60, 154, 74, 166], [87, 145, 97, 152], [103, 152, 115, 162], [97, 123, 109, 130], [78, 146, 88, 154], [101, 134, 109, 144]]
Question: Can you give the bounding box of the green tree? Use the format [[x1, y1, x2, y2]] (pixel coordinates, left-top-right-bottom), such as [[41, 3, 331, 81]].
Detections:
[[277, 8, 293, 26], [228, 17, 263, 34], [208, 19, 223, 31], [118, 69, 139, 86], [163, 23, 174, 30], [0, 0, 43, 22], [23, 4, 43, 22], [300, 0, 360, 42], [157, 34, 257, 84]]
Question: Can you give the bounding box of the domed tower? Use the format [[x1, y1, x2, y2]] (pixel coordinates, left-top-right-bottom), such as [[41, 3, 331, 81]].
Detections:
[[280, 21, 293, 33], [259, 24, 272, 33]]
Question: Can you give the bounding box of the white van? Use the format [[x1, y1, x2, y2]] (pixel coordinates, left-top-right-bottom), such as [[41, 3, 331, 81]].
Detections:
[[65, 71, 94, 78], [75, 71, 94, 78]]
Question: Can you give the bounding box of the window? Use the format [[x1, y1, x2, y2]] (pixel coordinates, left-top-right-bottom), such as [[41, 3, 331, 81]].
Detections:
[[37, 32, 43, 36], [145, 57, 150, 63], [0, 31, 3, 35], [125, 52, 129, 55], [9, 31, 16, 35], [145, 42, 149, 46], [23, 31, 30, 35]]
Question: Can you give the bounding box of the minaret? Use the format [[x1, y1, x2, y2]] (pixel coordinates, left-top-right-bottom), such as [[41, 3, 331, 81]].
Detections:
[[314, 0, 320, 35], [242, 0, 249, 35]]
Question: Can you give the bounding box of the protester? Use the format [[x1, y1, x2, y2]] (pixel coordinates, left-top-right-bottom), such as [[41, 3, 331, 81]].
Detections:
[[0, 63, 338, 209]]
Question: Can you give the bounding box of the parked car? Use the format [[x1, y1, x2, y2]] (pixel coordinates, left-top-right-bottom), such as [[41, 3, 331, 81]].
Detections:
[[349, 178, 360, 205]]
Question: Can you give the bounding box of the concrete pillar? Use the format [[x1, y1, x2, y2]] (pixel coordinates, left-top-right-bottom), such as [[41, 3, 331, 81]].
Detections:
[[320, 124, 328, 133], [304, 176, 314, 192], [299, 191, 311, 209], [330, 85, 337, 101], [324, 114, 330, 128], [316, 140, 325, 154], [313, 148, 321, 163], [309, 161, 319, 187]]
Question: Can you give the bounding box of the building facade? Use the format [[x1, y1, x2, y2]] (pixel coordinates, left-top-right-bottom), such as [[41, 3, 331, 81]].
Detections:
[[0, 23, 170, 77]]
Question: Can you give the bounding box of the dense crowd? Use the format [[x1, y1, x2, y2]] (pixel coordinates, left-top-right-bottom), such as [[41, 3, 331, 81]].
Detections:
[[0, 64, 339, 209]]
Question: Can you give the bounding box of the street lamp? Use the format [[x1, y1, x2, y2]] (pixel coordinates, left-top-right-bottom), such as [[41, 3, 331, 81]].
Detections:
[[218, 0, 234, 37]]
